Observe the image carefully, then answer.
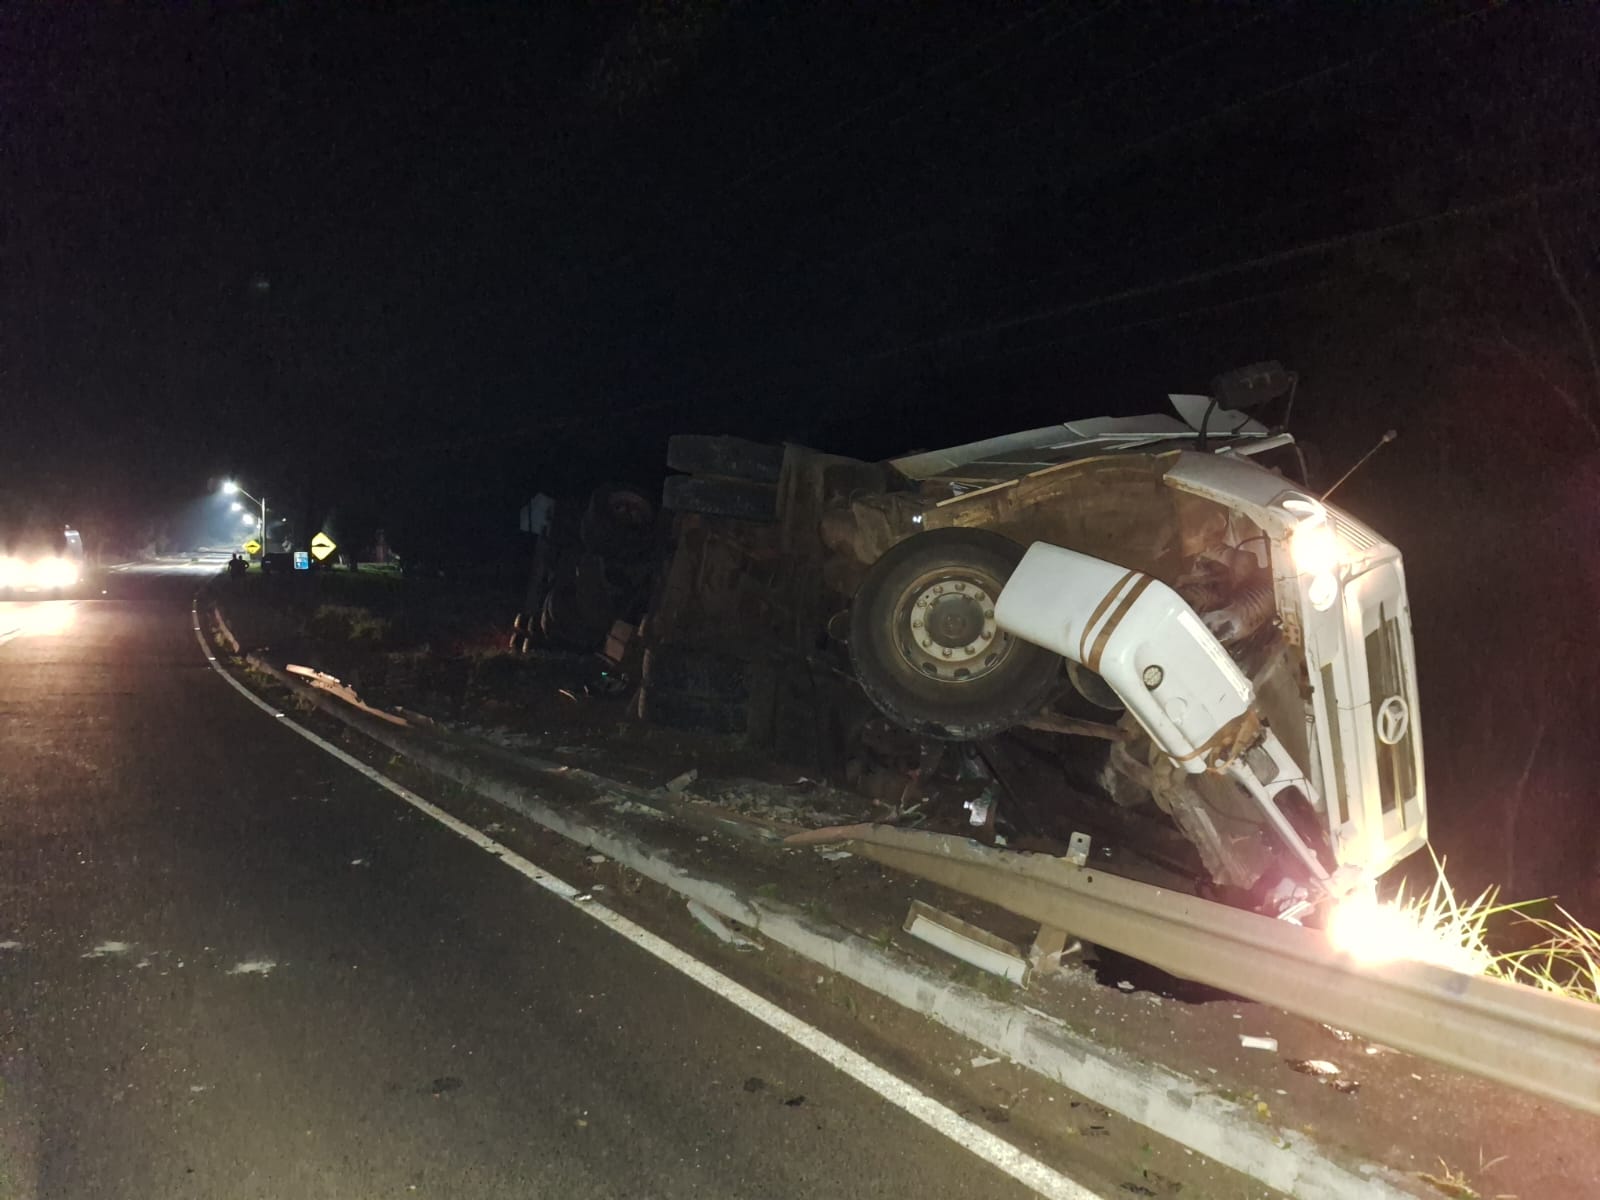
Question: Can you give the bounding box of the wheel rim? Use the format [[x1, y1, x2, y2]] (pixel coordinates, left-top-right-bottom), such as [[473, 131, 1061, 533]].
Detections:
[[893, 567, 1012, 683]]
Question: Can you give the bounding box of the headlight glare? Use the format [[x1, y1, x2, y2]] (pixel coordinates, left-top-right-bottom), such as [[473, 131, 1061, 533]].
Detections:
[[1289, 520, 1341, 577], [1307, 570, 1340, 612]]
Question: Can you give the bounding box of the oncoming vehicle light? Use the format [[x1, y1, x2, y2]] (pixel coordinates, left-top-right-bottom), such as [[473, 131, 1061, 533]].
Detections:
[[39, 557, 80, 590]]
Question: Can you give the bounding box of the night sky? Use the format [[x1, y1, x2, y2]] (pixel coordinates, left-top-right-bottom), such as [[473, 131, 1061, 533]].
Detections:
[[7, 2, 1594, 529], [3, 3, 1600, 900]]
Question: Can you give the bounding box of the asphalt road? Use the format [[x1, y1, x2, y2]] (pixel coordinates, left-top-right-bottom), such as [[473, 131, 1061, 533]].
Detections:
[[0, 565, 1048, 1200]]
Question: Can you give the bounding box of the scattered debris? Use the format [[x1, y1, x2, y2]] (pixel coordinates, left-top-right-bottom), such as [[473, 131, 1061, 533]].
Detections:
[[1288, 1058, 1358, 1093], [431, 1076, 463, 1096], [970, 1055, 1002, 1069], [227, 959, 278, 976], [1415, 1157, 1487, 1199], [816, 849, 853, 862], [1116, 980, 1136, 992], [587, 854, 608, 865], [903, 900, 1030, 985], [350, 857, 370, 867], [1322, 1024, 1355, 1041], [1239, 1035, 1278, 1052], [0, 940, 24, 951], [1289, 1059, 1342, 1077], [81, 941, 134, 959], [664, 768, 699, 794], [1065, 831, 1091, 868], [783, 1094, 806, 1107], [687, 900, 758, 950], [189, 1084, 209, 1094]]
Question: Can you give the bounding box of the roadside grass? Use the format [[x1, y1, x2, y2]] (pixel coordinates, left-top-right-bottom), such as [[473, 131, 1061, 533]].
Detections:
[[1334, 850, 1600, 1005]]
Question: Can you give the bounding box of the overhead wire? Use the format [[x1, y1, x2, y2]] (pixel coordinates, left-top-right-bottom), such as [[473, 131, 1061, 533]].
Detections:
[[577, 0, 1507, 381], [862, 172, 1600, 364], [727, 0, 1088, 191], [372, 171, 1595, 460]]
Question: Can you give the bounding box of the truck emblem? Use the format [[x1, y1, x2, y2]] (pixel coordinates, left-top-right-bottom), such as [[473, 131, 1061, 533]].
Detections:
[[1375, 696, 1409, 745]]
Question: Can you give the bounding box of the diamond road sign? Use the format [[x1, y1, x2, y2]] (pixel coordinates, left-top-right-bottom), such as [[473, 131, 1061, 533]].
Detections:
[[310, 531, 338, 561], [242, 538, 262, 556]]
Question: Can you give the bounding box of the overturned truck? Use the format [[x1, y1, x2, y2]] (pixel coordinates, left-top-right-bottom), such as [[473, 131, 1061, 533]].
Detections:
[[645, 365, 1425, 917]]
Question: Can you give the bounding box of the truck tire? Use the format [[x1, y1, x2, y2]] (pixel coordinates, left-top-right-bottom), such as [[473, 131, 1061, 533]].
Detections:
[[539, 556, 616, 649], [661, 475, 778, 523], [580, 483, 656, 561], [641, 645, 750, 699], [637, 687, 748, 736], [666, 435, 784, 484], [848, 529, 1061, 741]]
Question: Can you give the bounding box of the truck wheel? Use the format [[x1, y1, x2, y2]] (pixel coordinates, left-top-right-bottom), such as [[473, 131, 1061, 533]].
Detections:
[[848, 529, 1061, 741], [1066, 661, 1124, 711], [540, 556, 615, 649], [666, 435, 784, 484], [661, 475, 778, 523], [580, 483, 656, 561]]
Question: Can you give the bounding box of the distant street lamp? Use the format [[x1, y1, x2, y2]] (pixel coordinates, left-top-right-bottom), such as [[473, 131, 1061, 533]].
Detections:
[[222, 480, 268, 554]]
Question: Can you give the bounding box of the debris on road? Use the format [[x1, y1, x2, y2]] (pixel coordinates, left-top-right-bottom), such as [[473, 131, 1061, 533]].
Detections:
[[81, 940, 134, 959], [1239, 1035, 1278, 1052], [687, 900, 758, 950], [903, 900, 1029, 985], [663, 768, 698, 795], [1289, 1059, 1342, 1077], [227, 959, 278, 976]]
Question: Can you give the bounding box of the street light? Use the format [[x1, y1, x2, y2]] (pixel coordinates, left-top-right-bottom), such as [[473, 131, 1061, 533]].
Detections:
[[222, 480, 268, 555]]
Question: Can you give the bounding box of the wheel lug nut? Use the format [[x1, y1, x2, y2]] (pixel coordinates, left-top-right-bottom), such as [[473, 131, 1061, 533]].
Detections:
[[941, 648, 952, 658]]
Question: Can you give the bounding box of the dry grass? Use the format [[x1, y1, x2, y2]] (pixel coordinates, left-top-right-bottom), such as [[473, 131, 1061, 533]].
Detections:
[[1334, 849, 1599, 1005]]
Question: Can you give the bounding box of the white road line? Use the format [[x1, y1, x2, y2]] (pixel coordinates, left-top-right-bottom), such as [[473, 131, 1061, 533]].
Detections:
[[189, 603, 1105, 1200]]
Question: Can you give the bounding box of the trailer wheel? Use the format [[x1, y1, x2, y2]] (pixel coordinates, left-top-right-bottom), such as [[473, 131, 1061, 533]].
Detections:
[[580, 483, 655, 561], [539, 555, 616, 650], [848, 529, 1061, 741]]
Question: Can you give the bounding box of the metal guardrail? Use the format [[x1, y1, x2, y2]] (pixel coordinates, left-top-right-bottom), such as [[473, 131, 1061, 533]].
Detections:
[[824, 824, 1600, 1116]]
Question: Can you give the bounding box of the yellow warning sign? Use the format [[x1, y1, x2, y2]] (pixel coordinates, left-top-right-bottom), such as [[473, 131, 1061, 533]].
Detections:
[[310, 531, 338, 562], [242, 538, 263, 556]]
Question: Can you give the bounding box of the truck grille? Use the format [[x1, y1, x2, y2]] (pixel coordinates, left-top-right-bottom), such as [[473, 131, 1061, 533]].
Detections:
[[1364, 601, 1419, 823]]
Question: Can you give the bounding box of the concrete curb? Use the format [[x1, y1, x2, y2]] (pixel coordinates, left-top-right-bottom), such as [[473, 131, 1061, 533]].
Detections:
[[204, 609, 1420, 1199]]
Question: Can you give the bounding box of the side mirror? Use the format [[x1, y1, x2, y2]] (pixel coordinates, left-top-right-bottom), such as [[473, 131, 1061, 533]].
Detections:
[[1210, 361, 1295, 410]]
